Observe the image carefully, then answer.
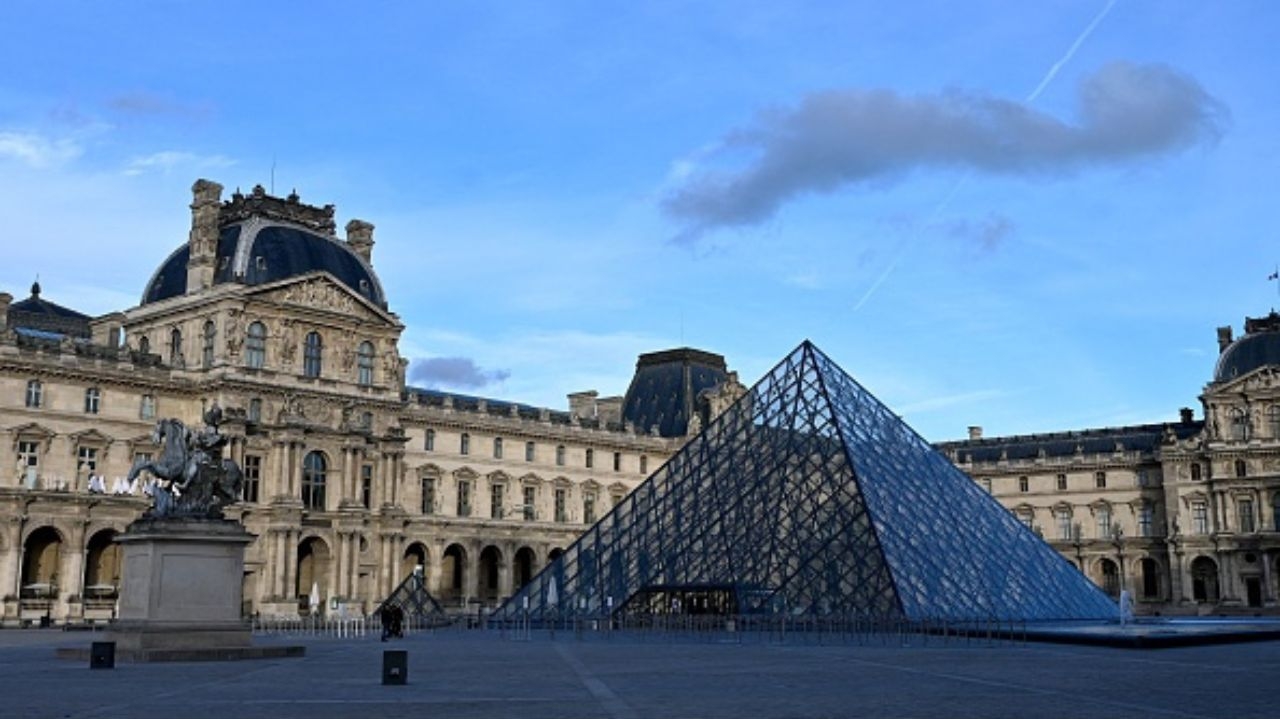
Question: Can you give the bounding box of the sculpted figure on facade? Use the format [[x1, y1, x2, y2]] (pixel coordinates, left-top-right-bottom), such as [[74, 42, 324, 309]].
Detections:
[[278, 319, 297, 366], [225, 309, 243, 359]]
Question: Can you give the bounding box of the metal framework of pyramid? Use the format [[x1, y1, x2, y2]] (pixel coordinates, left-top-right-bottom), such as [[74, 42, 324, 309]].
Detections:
[[495, 341, 1118, 622], [379, 568, 446, 620]]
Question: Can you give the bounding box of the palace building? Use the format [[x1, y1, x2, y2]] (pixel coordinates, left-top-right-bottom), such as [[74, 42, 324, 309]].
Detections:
[[2, 178, 1277, 625], [0, 180, 741, 625]]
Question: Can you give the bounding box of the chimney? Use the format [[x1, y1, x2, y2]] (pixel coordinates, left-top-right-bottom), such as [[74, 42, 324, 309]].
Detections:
[[186, 179, 224, 292], [345, 219, 375, 264], [568, 390, 599, 419], [1179, 407, 1194, 424], [0, 291, 11, 333], [967, 425, 983, 441], [1217, 326, 1234, 354]]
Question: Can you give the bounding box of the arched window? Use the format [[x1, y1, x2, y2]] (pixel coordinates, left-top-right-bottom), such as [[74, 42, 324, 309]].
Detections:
[[357, 341, 374, 386], [302, 451, 327, 510], [1098, 558, 1120, 597], [1095, 506, 1111, 539], [303, 331, 323, 378], [25, 379, 42, 408], [1230, 409, 1249, 441], [1140, 557, 1160, 599], [169, 328, 183, 366], [245, 321, 266, 369], [1190, 463, 1202, 481], [84, 387, 100, 414], [201, 320, 216, 368]]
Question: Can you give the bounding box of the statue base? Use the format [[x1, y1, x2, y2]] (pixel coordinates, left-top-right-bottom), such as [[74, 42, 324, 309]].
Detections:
[[62, 517, 303, 662]]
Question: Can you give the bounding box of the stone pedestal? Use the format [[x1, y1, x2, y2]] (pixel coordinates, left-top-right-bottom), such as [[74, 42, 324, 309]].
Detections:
[[60, 517, 303, 662]]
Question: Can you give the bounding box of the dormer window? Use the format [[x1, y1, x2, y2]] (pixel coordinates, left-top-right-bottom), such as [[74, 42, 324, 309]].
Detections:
[[255, 256, 267, 271]]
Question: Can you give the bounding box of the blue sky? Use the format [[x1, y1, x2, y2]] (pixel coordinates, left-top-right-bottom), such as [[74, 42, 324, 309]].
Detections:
[[1, 1, 1277, 442]]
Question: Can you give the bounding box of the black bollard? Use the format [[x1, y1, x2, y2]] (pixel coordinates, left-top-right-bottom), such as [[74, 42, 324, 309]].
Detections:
[[90, 641, 115, 669], [382, 650, 408, 685]]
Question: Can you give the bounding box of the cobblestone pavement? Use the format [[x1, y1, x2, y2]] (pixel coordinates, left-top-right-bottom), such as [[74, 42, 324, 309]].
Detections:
[[4, 628, 1278, 719]]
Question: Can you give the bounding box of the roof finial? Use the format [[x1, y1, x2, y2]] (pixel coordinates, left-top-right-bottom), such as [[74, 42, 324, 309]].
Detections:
[[30, 275, 40, 298]]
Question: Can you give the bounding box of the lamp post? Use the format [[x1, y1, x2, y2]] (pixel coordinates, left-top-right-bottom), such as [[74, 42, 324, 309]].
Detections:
[[1072, 522, 1085, 571], [1111, 524, 1126, 594]]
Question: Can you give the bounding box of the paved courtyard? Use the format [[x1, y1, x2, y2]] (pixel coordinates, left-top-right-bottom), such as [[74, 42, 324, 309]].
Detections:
[[4, 628, 1278, 719]]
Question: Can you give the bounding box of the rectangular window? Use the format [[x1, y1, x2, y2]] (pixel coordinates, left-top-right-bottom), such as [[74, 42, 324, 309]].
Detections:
[[1056, 512, 1072, 540], [1192, 502, 1208, 534], [242, 455, 261, 503], [556, 445, 565, 466], [1018, 476, 1028, 493], [1136, 469, 1149, 487], [611, 489, 625, 508], [421, 477, 436, 514], [1017, 513, 1033, 529], [586, 449, 594, 469], [493, 437, 503, 459], [1095, 471, 1107, 489], [25, 380, 42, 408], [361, 464, 374, 509], [522, 485, 536, 521], [84, 388, 100, 414], [17, 440, 40, 488], [1190, 463, 1202, 481], [1096, 508, 1111, 539], [248, 398, 262, 423], [77, 446, 98, 474], [525, 441, 535, 462], [140, 394, 156, 420], [583, 490, 597, 524], [554, 488, 567, 523], [491, 483, 505, 519], [980, 478, 991, 493], [640, 455, 648, 474], [424, 429, 435, 451], [613, 452, 622, 472], [1138, 505, 1153, 537], [460, 433, 470, 455], [457, 480, 472, 517], [1056, 474, 1067, 491], [1239, 499, 1255, 533]]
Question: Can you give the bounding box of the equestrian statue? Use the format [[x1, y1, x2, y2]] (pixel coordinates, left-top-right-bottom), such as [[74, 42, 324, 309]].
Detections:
[[127, 403, 244, 518]]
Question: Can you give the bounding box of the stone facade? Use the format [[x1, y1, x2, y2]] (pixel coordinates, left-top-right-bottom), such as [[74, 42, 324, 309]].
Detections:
[[941, 315, 1280, 616], [0, 180, 684, 625]]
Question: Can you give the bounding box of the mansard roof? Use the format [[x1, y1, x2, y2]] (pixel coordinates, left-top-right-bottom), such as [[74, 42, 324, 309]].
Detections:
[[7, 282, 91, 338], [938, 420, 1204, 464]]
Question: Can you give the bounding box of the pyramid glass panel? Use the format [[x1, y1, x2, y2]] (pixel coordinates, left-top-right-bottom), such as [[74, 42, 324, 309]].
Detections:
[[496, 341, 1118, 622]]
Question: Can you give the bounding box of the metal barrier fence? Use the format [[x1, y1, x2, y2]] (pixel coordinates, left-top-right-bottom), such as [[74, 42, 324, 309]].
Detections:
[[492, 613, 1031, 647], [251, 613, 467, 637]]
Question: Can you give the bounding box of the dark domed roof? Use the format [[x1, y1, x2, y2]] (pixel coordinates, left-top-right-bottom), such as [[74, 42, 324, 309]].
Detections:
[[1215, 315, 1280, 382], [621, 348, 729, 437], [8, 281, 91, 338], [141, 218, 386, 308]]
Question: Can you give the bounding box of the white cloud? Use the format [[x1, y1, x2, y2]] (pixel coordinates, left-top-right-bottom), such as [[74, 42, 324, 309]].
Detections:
[[123, 151, 236, 177], [0, 131, 82, 168]]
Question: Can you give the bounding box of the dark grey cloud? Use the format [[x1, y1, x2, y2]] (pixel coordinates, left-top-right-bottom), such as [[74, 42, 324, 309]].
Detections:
[[409, 356, 511, 389], [944, 213, 1014, 253], [663, 62, 1226, 241]]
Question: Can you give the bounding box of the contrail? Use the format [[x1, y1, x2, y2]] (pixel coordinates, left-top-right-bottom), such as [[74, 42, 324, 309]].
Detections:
[[852, 0, 1119, 313], [1027, 0, 1119, 103]]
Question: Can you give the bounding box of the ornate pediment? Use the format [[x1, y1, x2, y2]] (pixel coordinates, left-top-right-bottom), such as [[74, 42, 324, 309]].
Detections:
[[68, 428, 113, 447], [251, 274, 394, 324]]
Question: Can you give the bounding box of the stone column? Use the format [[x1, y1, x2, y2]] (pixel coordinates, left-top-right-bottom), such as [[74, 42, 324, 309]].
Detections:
[[428, 539, 445, 597], [465, 541, 480, 604], [283, 530, 297, 600], [498, 542, 514, 599], [272, 442, 287, 500], [1263, 550, 1275, 605]]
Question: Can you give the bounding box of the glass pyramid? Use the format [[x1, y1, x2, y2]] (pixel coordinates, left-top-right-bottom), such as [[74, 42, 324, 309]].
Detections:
[[495, 341, 1118, 622]]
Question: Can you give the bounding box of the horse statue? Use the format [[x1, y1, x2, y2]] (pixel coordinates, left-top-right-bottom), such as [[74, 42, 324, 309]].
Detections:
[[127, 408, 243, 519]]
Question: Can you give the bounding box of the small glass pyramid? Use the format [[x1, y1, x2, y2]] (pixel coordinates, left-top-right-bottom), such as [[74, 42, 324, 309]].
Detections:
[[496, 341, 1118, 622]]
